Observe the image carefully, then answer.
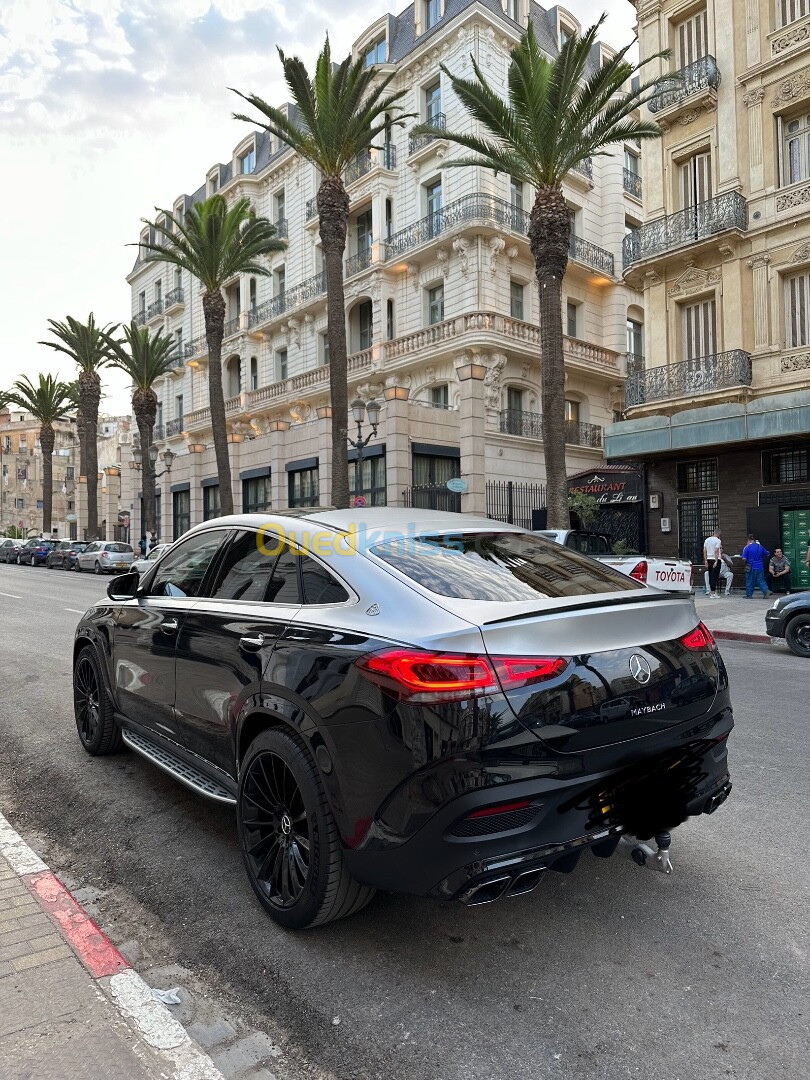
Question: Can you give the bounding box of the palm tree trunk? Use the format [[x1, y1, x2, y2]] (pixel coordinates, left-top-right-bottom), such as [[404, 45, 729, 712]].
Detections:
[[39, 425, 55, 534], [79, 371, 102, 538], [203, 289, 233, 516], [318, 176, 350, 509], [133, 390, 157, 536], [529, 187, 572, 531]]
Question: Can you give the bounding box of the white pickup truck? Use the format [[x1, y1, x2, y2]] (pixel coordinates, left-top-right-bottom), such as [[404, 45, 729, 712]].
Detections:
[[535, 530, 694, 594]]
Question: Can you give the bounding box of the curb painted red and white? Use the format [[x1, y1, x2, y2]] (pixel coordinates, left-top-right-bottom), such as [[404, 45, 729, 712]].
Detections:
[[710, 629, 771, 644], [0, 810, 224, 1080]]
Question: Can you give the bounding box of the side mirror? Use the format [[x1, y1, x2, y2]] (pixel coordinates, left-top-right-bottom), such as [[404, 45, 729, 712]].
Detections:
[[107, 572, 140, 601]]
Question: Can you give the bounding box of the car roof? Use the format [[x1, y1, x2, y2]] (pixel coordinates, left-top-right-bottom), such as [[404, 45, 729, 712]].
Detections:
[[184, 508, 524, 538]]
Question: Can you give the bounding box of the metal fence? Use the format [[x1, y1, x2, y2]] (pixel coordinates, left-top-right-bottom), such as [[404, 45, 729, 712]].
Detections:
[[486, 480, 546, 531], [402, 484, 461, 513]]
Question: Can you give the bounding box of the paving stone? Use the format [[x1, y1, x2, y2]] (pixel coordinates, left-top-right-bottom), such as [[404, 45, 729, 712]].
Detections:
[[212, 1032, 283, 1075], [11, 944, 72, 972], [187, 1016, 238, 1049], [0, 941, 31, 963]]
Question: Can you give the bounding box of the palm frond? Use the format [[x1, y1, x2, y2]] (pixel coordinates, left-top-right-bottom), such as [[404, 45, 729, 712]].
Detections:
[[103, 323, 179, 390], [3, 373, 77, 423], [39, 313, 117, 374]]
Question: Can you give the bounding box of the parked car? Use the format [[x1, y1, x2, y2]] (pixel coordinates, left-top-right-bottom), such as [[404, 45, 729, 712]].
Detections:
[[131, 543, 172, 576], [0, 538, 23, 564], [16, 538, 60, 566], [46, 540, 89, 570], [75, 541, 135, 575], [536, 530, 694, 593], [765, 590, 810, 657], [72, 510, 733, 929]]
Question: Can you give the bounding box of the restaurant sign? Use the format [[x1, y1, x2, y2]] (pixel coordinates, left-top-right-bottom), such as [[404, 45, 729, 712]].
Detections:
[[567, 470, 643, 505]]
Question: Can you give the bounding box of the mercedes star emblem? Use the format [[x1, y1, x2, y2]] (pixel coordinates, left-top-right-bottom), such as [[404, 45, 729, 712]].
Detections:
[[629, 654, 652, 685]]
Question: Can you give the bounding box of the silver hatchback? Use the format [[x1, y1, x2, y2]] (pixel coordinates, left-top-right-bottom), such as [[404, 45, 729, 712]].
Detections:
[[76, 541, 135, 575]]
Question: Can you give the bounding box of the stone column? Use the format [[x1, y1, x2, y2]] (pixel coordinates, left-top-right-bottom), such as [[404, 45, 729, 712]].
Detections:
[[269, 421, 290, 509], [76, 475, 88, 541], [317, 413, 333, 507], [714, 0, 741, 193], [456, 358, 487, 516], [383, 380, 411, 507], [745, 0, 760, 69], [743, 88, 765, 194], [747, 254, 771, 353], [187, 448, 203, 525]]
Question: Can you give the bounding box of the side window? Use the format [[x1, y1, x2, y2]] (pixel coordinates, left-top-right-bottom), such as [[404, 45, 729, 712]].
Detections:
[[264, 543, 301, 604], [208, 531, 279, 602], [300, 556, 350, 604], [85, 543, 98, 553], [147, 530, 227, 598]]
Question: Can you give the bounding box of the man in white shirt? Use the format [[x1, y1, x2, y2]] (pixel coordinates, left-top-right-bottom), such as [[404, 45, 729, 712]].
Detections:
[[703, 528, 723, 598]]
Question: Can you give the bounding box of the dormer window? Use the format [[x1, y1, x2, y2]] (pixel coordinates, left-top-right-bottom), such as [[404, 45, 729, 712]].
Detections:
[[505, 0, 520, 20], [425, 0, 440, 31], [363, 36, 387, 67], [239, 146, 256, 174], [209, 171, 219, 194], [560, 24, 573, 48]]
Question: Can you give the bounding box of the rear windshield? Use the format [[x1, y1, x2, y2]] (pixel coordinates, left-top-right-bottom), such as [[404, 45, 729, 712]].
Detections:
[[73, 542, 88, 550], [370, 532, 642, 601], [106, 543, 133, 553]]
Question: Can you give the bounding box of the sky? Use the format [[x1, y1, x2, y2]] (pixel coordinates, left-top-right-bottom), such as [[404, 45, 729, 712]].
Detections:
[[0, 0, 635, 413]]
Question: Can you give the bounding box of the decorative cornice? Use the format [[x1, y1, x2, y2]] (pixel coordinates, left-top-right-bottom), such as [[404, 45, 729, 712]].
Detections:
[[668, 266, 721, 297], [742, 87, 765, 107], [782, 351, 810, 372], [790, 243, 810, 264], [746, 254, 772, 269], [771, 68, 810, 109], [772, 19, 810, 57]]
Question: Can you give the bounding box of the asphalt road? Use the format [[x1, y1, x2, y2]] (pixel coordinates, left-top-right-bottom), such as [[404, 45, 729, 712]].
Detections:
[[0, 562, 807, 1080]]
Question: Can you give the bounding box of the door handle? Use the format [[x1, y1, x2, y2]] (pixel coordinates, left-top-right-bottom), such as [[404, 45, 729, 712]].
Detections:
[[239, 633, 265, 651], [160, 618, 179, 633]]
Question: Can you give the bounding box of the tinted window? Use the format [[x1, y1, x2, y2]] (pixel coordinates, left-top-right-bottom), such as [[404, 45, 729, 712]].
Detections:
[[147, 530, 226, 598], [370, 532, 641, 601], [107, 543, 133, 553], [265, 544, 301, 604], [209, 531, 279, 602], [73, 542, 88, 551], [301, 557, 350, 604], [85, 543, 99, 553]]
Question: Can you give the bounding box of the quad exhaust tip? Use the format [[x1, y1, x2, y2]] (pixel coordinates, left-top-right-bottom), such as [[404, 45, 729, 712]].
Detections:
[[459, 867, 547, 906]]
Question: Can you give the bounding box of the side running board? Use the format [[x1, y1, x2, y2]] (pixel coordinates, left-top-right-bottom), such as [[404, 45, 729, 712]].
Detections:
[[121, 729, 236, 805]]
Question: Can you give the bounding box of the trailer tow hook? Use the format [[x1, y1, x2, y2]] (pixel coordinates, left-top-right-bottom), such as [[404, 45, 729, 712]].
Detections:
[[620, 831, 673, 874]]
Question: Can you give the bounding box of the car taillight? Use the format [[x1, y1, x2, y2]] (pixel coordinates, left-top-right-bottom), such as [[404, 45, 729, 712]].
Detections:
[[357, 649, 567, 702], [680, 622, 715, 650], [101, 551, 109, 558], [629, 560, 648, 583]]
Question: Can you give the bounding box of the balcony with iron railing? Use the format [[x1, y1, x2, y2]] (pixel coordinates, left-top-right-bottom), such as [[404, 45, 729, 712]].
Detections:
[[344, 142, 397, 186], [165, 417, 184, 438], [163, 286, 184, 310], [146, 299, 164, 321], [345, 246, 373, 278], [306, 197, 318, 222], [623, 191, 747, 271], [152, 423, 165, 441], [648, 55, 721, 118], [223, 315, 241, 338], [247, 271, 327, 333], [571, 157, 593, 182], [623, 168, 642, 200], [499, 409, 603, 448], [626, 352, 645, 376], [183, 334, 207, 359], [569, 234, 615, 276], [134, 310, 147, 327], [408, 113, 446, 156], [274, 218, 288, 239], [624, 350, 752, 409]]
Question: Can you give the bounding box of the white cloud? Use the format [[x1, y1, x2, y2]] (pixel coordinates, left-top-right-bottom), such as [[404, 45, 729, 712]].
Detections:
[[0, 0, 636, 409]]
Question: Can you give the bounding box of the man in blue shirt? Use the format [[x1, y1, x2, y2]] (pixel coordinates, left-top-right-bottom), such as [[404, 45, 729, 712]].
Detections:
[[741, 534, 770, 599]]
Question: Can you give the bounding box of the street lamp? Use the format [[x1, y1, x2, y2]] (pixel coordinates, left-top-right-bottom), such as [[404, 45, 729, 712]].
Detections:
[[149, 445, 175, 478], [348, 398, 380, 504]]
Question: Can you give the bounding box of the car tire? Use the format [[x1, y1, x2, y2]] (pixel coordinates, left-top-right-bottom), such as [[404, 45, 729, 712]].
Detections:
[[94, 561, 102, 575], [30, 555, 36, 567], [237, 728, 375, 930], [785, 614, 810, 658], [75, 561, 83, 572], [17, 555, 22, 565], [73, 646, 122, 755]]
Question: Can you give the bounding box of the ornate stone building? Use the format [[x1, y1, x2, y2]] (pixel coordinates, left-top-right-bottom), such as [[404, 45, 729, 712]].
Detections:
[[606, 0, 810, 585], [124, 0, 643, 539], [0, 408, 79, 537]]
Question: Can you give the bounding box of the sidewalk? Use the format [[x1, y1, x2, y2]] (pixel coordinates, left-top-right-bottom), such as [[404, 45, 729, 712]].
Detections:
[[0, 813, 224, 1080], [693, 591, 777, 644]]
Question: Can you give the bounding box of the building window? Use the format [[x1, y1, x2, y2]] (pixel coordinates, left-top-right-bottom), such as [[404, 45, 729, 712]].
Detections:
[[249, 278, 257, 312], [505, 0, 520, 22], [510, 176, 524, 212], [682, 298, 716, 360], [239, 147, 255, 174], [356, 208, 373, 257], [65, 466, 75, 482], [203, 485, 220, 521], [762, 447, 809, 485], [786, 269, 810, 347], [506, 386, 524, 414], [385, 199, 393, 240], [175, 267, 182, 290], [289, 466, 319, 508], [155, 280, 162, 303], [510, 280, 524, 320], [363, 36, 386, 66], [175, 393, 184, 422], [627, 318, 643, 358], [358, 300, 373, 350], [250, 356, 258, 390], [425, 79, 441, 123], [386, 299, 395, 340], [242, 475, 271, 513], [566, 300, 579, 338], [172, 489, 190, 540], [275, 348, 288, 382], [675, 8, 708, 68], [274, 265, 286, 298], [624, 149, 640, 176], [430, 384, 449, 408], [209, 172, 219, 194], [781, 112, 810, 187], [350, 455, 387, 505], [138, 291, 146, 314], [565, 399, 580, 424], [428, 284, 444, 325], [559, 24, 572, 48], [679, 150, 712, 209], [677, 459, 718, 493], [174, 328, 183, 357], [320, 333, 330, 366], [779, 0, 810, 26], [274, 189, 285, 226], [424, 0, 441, 32], [678, 495, 718, 565], [413, 451, 460, 487], [227, 357, 242, 398]]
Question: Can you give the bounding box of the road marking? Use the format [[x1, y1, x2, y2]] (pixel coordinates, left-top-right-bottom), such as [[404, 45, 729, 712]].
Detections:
[[65, 607, 86, 614], [0, 590, 22, 598]]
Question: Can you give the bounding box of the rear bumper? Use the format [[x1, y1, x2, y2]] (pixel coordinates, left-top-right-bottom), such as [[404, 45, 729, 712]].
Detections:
[[345, 705, 733, 899]]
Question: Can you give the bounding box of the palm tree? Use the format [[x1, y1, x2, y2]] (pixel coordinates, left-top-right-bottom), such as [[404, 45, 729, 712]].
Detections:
[[2, 375, 77, 534], [104, 322, 178, 538], [40, 314, 116, 538], [139, 196, 285, 516], [232, 36, 410, 508], [412, 19, 665, 528]]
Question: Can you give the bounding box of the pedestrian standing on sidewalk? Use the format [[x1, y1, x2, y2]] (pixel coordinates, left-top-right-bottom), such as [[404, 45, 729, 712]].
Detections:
[[742, 534, 770, 598], [703, 528, 723, 597], [768, 549, 791, 594]]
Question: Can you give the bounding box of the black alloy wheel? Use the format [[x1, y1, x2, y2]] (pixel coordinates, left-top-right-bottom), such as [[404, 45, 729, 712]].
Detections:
[[73, 647, 122, 755], [237, 729, 375, 929], [785, 614, 810, 658]]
